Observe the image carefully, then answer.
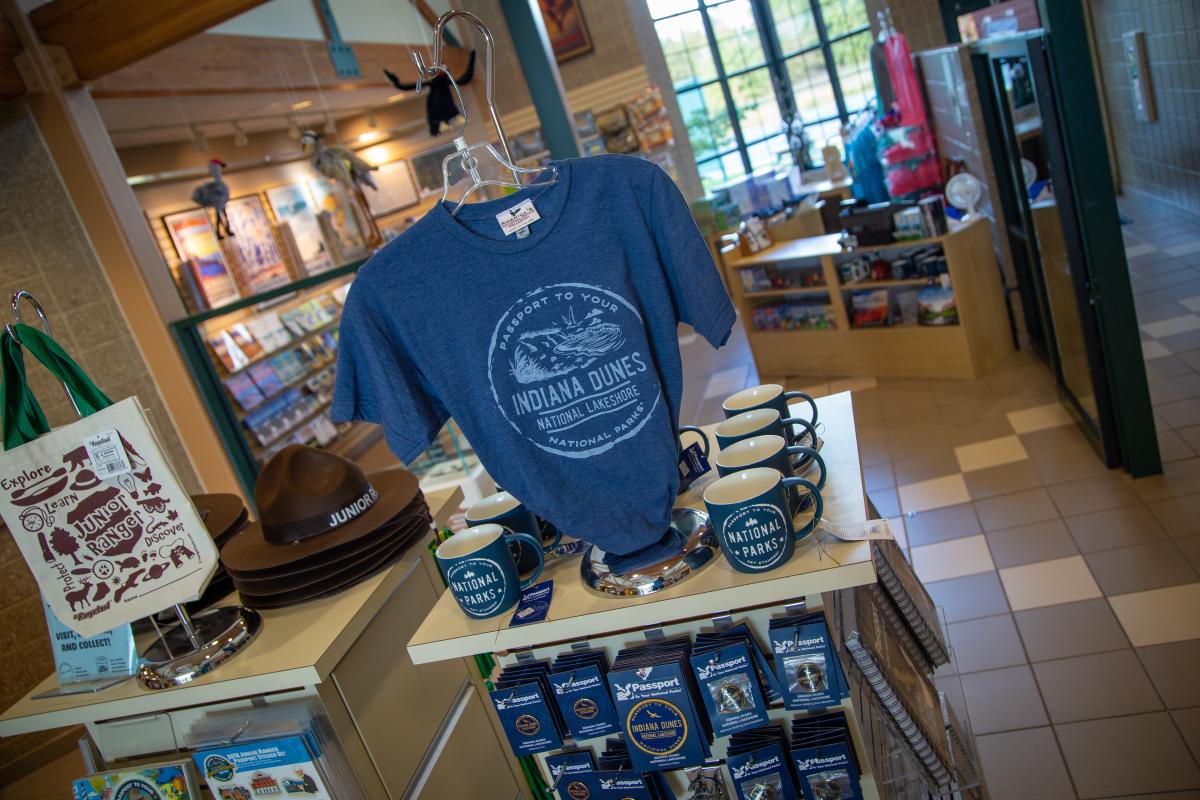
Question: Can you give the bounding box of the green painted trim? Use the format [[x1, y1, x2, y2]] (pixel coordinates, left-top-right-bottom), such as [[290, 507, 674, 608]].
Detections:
[[1035, 0, 1160, 477], [169, 263, 367, 498], [498, 0, 580, 160]]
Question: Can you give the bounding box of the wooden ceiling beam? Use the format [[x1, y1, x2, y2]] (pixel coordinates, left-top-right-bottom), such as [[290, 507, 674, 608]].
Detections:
[[29, 0, 272, 80], [89, 33, 471, 99], [0, 16, 26, 100]]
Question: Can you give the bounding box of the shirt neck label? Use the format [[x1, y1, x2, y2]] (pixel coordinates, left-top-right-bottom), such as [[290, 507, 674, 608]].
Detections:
[[497, 198, 541, 238]]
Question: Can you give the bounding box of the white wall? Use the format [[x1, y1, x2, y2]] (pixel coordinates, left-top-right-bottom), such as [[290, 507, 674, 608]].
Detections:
[[210, 0, 429, 43]]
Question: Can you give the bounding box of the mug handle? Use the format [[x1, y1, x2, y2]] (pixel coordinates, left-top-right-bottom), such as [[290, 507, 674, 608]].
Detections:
[[781, 477, 823, 539], [506, 532, 545, 590], [780, 416, 817, 446], [678, 425, 711, 458], [784, 445, 827, 490], [782, 391, 819, 428], [539, 521, 563, 553]]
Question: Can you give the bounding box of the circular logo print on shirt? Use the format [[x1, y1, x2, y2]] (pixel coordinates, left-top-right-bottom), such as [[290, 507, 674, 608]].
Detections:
[[573, 697, 600, 720], [514, 714, 541, 736], [626, 698, 688, 756], [488, 283, 661, 459], [721, 504, 789, 570], [444, 557, 508, 618]]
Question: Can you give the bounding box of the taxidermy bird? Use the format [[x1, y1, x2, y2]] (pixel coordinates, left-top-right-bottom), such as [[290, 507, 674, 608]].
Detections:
[[300, 130, 378, 192], [384, 50, 476, 136], [191, 158, 233, 239]]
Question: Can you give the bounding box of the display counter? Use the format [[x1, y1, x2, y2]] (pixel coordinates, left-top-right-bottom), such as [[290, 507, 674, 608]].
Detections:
[[0, 487, 524, 800], [724, 219, 1013, 379], [408, 394, 985, 799]]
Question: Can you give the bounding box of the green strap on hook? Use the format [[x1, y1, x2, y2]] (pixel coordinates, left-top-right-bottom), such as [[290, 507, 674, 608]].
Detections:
[[1, 323, 113, 450]]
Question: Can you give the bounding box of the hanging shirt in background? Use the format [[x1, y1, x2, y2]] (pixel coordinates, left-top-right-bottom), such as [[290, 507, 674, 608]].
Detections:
[[332, 155, 734, 556], [885, 31, 927, 127], [870, 39, 895, 114]]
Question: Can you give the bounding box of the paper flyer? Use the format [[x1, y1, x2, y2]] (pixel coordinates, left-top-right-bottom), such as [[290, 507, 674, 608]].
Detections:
[[73, 762, 197, 800], [193, 736, 330, 799]]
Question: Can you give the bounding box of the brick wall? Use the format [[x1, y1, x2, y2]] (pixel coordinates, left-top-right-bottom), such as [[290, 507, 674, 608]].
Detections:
[[864, 0, 950, 53], [1090, 0, 1200, 219], [0, 102, 199, 774]]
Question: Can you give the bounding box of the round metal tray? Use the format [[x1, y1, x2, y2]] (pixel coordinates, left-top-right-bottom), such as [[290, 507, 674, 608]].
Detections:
[[581, 507, 719, 598]]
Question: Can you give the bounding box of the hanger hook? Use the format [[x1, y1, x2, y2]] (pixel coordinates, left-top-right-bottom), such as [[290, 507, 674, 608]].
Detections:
[[11, 290, 52, 336]]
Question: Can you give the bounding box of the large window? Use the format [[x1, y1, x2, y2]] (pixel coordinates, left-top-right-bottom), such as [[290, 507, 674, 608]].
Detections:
[[649, 0, 872, 193]]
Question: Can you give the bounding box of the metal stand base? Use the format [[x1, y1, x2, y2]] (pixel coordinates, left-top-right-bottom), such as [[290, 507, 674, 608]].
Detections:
[[137, 606, 261, 690], [581, 508, 719, 598]]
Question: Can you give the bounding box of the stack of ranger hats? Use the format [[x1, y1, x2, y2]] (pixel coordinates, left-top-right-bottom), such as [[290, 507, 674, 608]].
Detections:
[[187, 492, 250, 609], [220, 445, 430, 609]]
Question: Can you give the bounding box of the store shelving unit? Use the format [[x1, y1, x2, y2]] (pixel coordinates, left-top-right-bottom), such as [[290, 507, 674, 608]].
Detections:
[[724, 219, 1014, 379]]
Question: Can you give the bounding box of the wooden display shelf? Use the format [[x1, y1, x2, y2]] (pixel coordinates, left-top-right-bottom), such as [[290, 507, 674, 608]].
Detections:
[[726, 220, 1013, 379], [407, 392, 874, 666], [743, 285, 830, 298]]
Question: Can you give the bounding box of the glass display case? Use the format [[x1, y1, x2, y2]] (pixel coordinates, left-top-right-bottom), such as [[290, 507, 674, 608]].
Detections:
[[172, 264, 478, 496]]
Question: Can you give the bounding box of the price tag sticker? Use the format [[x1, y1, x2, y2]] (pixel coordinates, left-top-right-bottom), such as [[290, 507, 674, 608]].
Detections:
[[818, 518, 894, 541], [82, 429, 133, 479]]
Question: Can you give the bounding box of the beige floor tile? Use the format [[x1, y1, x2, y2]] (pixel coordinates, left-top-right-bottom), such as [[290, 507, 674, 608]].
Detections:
[[1007, 402, 1076, 434], [1143, 339, 1172, 360], [998, 555, 1102, 611], [862, 462, 895, 492], [887, 516, 908, 552], [985, 519, 1079, 568], [975, 727, 1076, 800], [898, 473, 971, 514], [829, 376, 877, 393], [974, 487, 1060, 531], [1140, 313, 1200, 339], [1133, 458, 1200, 502], [1032, 445, 1109, 485], [911, 534, 995, 583], [963, 459, 1042, 501], [1064, 504, 1169, 552], [703, 364, 751, 399], [886, 419, 950, 455], [954, 435, 1029, 473], [945, 415, 1017, 447], [904, 502, 982, 547], [892, 448, 961, 486], [1047, 473, 1141, 517], [1109, 582, 1200, 647]]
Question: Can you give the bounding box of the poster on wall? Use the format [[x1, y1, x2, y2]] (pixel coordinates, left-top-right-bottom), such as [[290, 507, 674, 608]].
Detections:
[[409, 141, 470, 198], [266, 183, 335, 276], [306, 178, 366, 263], [362, 160, 420, 217], [163, 209, 241, 310], [538, 0, 592, 62], [225, 195, 293, 294]]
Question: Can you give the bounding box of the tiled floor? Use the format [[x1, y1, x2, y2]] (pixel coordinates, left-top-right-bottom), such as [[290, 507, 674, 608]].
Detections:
[[678, 195, 1200, 799]]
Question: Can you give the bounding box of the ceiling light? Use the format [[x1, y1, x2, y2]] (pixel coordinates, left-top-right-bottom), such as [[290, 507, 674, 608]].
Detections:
[[190, 124, 207, 152], [232, 121, 249, 147], [323, 114, 337, 136], [291, 99, 313, 111], [358, 130, 382, 143], [362, 145, 390, 166], [367, 110, 378, 128], [287, 118, 301, 139], [387, 92, 405, 103]]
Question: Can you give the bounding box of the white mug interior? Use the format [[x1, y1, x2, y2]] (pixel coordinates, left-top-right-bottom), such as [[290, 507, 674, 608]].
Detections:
[[716, 408, 780, 439], [465, 490, 520, 522], [716, 434, 787, 470], [436, 523, 505, 559], [704, 467, 782, 506], [723, 383, 784, 413]]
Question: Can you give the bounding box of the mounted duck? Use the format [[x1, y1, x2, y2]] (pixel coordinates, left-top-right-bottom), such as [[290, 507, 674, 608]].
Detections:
[[191, 158, 233, 239]]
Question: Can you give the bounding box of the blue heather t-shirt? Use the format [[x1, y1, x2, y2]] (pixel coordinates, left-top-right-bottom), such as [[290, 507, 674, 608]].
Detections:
[[332, 155, 734, 555]]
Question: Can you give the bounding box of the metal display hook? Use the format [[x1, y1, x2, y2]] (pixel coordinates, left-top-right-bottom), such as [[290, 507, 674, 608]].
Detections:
[[8, 290, 82, 417]]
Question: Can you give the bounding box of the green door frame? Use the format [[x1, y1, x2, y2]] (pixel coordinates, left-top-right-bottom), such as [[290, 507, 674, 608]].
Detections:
[[942, 0, 1159, 477]]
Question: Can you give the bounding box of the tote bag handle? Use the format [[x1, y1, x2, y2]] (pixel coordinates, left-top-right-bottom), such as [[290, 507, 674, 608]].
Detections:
[[1, 323, 113, 449]]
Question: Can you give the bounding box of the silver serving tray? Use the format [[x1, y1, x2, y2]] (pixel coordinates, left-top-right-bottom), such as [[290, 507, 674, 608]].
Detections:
[[581, 507, 719, 598]]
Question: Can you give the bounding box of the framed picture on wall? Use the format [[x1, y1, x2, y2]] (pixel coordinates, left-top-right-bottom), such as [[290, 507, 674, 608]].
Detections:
[[265, 183, 336, 276], [410, 141, 469, 198], [224, 195, 294, 294], [163, 208, 241, 310], [362, 160, 420, 217], [307, 178, 368, 262], [538, 0, 592, 62]]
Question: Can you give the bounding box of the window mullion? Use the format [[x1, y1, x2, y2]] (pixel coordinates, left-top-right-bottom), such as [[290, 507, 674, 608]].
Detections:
[[808, 0, 849, 121], [697, 3, 752, 174]]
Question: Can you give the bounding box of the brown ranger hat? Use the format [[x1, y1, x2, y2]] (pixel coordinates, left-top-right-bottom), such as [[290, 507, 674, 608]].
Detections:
[[220, 445, 419, 574]]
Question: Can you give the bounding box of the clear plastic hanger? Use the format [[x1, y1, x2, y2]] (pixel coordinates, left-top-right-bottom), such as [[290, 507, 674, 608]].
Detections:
[[411, 11, 558, 216]]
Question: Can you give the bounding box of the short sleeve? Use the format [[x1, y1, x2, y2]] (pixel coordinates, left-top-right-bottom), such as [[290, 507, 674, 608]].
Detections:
[[332, 282, 446, 463], [649, 165, 736, 347]]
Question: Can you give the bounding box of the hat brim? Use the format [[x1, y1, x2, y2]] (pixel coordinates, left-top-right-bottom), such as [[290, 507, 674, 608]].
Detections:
[[192, 493, 248, 543], [220, 469, 420, 574], [237, 536, 412, 609]]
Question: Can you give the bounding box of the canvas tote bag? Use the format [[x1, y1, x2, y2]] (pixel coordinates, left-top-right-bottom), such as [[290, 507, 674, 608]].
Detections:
[[0, 324, 217, 636]]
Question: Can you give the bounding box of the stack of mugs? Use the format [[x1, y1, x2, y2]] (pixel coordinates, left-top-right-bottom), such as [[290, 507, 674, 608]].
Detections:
[[705, 384, 828, 574]]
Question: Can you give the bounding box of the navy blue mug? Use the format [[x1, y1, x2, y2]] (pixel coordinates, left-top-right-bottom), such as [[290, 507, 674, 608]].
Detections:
[[703, 467, 824, 574], [436, 523, 544, 619], [714, 408, 819, 475], [714, 434, 826, 515], [722, 384, 818, 446], [466, 491, 562, 573], [679, 425, 711, 457]]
